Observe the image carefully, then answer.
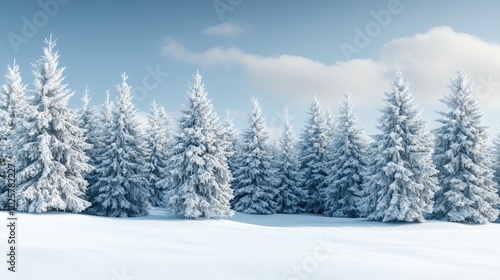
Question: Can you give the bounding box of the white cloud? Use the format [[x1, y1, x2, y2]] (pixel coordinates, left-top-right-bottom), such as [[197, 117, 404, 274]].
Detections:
[[379, 26, 500, 105], [202, 22, 244, 37], [163, 26, 500, 108]]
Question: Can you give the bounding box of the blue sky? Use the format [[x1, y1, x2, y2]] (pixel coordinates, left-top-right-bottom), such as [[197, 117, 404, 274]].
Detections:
[[2, 0, 500, 138]]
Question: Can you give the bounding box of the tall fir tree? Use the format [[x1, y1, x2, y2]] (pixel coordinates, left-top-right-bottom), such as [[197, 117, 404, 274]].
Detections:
[[85, 90, 114, 198], [0, 60, 31, 141], [433, 69, 500, 224], [492, 131, 500, 193], [275, 107, 306, 213], [145, 100, 172, 207], [0, 110, 9, 210], [0, 61, 31, 209], [79, 87, 101, 180], [299, 98, 330, 213], [232, 98, 278, 214], [323, 94, 369, 218], [220, 110, 238, 174], [86, 73, 150, 217], [103, 90, 114, 124], [359, 68, 438, 222], [357, 140, 378, 217], [157, 72, 233, 218], [15, 36, 92, 213], [324, 106, 335, 142]]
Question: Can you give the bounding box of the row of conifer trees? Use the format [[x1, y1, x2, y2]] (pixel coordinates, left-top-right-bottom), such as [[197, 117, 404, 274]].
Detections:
[[0, 37, 499, 223]]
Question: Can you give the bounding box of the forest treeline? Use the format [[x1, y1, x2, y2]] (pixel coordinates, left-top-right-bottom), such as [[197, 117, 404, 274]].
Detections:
[[0, 37, 499, 224]]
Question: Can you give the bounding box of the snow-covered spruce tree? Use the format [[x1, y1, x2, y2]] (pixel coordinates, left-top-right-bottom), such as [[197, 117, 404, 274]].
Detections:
[[103, 90, 115, 124], [84, 90, 114, 198], [356, 139, 377, 217], [0, 60, 31, 142], [220, 110, 238, 174], [433, 70, 500, 224], [15, 37, 92, 213], [145, 100, 172, 207], [299, 97, 330, 213], [0, 61, 31, 209], [79, 87, 101, 182], [158, 72, 233, 218], [323, 93, 369, 218], [324, 107, 335, 142], [232, 98, 278, 214], [0, 111, 9, 210], [359, 68, 439, 222], [275, 107, 306, 213], [86, 73, 150, 217], [492, 132, 500, 193]]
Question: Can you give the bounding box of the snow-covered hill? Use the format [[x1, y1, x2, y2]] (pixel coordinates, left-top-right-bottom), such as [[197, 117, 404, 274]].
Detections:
[[1, 209, 499, 280]]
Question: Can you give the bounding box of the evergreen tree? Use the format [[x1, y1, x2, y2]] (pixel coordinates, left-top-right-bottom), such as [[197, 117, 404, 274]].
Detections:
[[103, 90, 114, 124], [158, 72, 233, 218], [220, 110, 238, 174], [15, 36, 92, 213], [324, 106, 335, 142], [0, 60, 31, 140], [299, 98, 329, 213], [0, 110, 9, 210], [433, 69, 500, 224], [323, 94, 368, 218], [86, 73, 150, 217], [84, 90, 114, 199], [275, 107, 306, 213], [0, 61, 31, 209], [359, 68, 438, 222], [145, 100, 172, 207], [492, 132, 500, 195], [79, 87, 101, 182], [357, 139, 378, 217], [232, 98, 278, 214]]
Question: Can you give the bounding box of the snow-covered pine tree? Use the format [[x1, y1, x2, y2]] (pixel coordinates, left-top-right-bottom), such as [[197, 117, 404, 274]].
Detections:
[[492, 132, 500, 193], [0, 110, 9, 210], [158, 72, 233, 218], [275, 107, 306, 213], [232, 97, 278, 214], [79, 87, 100, 180], [15, 36, 92, 213], [84, 90, 114, 199], [145, 100, 172, 207], [356, 139, 378, 217], [0, 60, 31, 209], [323, 93, 369, 218], [0, 60, 31, 142], [433, 69, 500, 224], [103, 90, 114, 124], [299, 97, 330, 213], [86, 73, 150, 217], [220, 110, 238, 174], [359, 68, 439, 222], [324, 106, 335, 142]]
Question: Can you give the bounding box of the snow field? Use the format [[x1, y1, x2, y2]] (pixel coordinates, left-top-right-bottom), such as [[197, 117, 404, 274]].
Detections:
[[1, 209, 499, 280]]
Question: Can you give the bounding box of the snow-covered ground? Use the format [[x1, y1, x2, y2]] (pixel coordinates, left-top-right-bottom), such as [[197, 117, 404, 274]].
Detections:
[[1, 208, 499, 280]]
